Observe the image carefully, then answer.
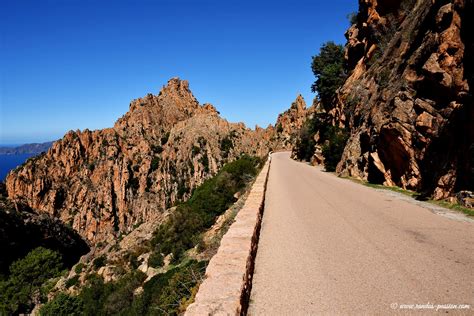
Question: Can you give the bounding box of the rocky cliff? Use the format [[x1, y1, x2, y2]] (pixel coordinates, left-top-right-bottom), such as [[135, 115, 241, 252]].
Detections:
[[5, 78, 276, 244], [274, 94, 315, 149], [0, 183, 89, 275], [334, 0, 473, 199]]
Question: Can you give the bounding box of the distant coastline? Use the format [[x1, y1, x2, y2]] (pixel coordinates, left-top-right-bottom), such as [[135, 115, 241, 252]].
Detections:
[[0, 154, 36, 180], [0, 141, 54, 155], [0, 141, 54, 180]]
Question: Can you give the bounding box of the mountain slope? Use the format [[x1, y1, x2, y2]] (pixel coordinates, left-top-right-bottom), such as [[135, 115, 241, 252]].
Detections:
[[5, 78, 275, 243]]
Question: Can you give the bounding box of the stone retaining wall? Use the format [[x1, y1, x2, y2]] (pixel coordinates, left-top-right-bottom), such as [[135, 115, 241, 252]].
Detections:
[[185, 159, 271, 315]]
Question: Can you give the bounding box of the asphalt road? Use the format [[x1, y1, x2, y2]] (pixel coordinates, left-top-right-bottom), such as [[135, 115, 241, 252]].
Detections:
[[248, 152, 474, 315]]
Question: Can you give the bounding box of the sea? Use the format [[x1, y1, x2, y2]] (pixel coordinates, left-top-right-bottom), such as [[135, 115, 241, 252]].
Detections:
[[0, 154, 35, 181]]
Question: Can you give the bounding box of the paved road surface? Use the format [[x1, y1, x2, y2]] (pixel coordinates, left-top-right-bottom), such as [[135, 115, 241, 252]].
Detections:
[[249, 152, 474, 315]]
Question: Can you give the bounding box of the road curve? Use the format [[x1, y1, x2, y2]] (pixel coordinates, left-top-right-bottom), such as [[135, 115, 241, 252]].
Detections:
[[248, 152, 474, 315]]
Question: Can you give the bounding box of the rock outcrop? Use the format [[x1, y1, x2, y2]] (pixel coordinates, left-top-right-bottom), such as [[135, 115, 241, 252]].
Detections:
[[6, 78, 275, 243], [274, 95, 314, 149], [334, 0, 473, 199]]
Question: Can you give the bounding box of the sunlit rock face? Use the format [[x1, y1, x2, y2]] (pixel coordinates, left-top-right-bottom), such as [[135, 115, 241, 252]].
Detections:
[[334, 0, 473, 199], [6, 78, 277, 243], [274, 94, 316, 150]]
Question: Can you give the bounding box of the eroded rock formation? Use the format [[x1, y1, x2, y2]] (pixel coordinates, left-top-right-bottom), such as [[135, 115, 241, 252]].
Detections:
[[334, 0, 473, 199], [6, 78, 276, 243], [274, 95, 315, 149]]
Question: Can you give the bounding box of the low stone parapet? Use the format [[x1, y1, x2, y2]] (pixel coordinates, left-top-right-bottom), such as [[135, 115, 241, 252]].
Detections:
[[185, 159, 271, 315]]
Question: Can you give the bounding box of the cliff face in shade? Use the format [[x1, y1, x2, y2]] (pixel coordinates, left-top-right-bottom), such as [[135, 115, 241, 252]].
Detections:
[[5, 78, 276, 243], [334, 0, 473, 199], [0, 183, 89, 274]]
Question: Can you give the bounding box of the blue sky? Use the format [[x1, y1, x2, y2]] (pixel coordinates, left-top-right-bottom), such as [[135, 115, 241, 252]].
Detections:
[[0, 0, 358, 145]]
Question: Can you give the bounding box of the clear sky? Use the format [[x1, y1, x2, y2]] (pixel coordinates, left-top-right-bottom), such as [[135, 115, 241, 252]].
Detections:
[[0, 0, 358, 145]]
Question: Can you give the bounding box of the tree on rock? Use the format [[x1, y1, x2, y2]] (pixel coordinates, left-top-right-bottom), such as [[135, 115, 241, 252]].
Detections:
[[0, 247, 64, 314], [311, 41, 346, 110]]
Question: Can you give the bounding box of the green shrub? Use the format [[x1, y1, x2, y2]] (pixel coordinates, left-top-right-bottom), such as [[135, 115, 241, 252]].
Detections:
[[177, 180, 189, 200], [40, 277, 61, 302], [39, 293, 83, 316], [35, 157, 260, 316], [220, 136, 234, 158], [148, 252, 164, 268], [93, 255, 107, 270], [128, 260, 206, 315], [51, 271, 133, 316], [192, 145, 201, 156], [151, 145, 163, 154], [347, 12, 357, 25], [276, 123, 283, 133], [150, 156, 161, 172], [65, 275, 80, 288], [32, 156, 252, 315], [78, 275, 109, 316], [321, 126, 349, 172], [199, 154, 210, 173], [294, 113, 329, 161], [0, 247, 64, 314], [294, 114, 348, 170], [161, 132, 170, 145], [87, 162, 95, 171], [125, 252, 139, 269], [102, 271, 146, 315], [294, 128, 316, 161], [151, 156, 260, 262]]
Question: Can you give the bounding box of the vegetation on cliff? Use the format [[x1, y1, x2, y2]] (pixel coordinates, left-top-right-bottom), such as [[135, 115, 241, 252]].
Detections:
[[296, 0, 473, 206], [294, 112, 348, 172], [151, 155, 261, 262], [39, 155, 261, 315], [294, 41, 349, 170], [0, 185, 88, 315], [0, 184, 89, 276], [321, 126, 349, 172], [0, 247, 66, 315], [310, 41, 347, 110]]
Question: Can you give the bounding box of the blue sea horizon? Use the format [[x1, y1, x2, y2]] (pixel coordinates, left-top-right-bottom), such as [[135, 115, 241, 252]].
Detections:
[[0, 154, 35, 181]]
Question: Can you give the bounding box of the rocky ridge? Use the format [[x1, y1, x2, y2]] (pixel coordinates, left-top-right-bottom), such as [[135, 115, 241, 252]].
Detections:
[[5, 78, 278, 244], [333, 0, 473, 199]]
